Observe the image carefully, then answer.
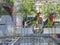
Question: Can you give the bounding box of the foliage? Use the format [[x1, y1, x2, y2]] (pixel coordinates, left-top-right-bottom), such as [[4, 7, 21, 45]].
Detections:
[[40, 1, 60, 18], [0, 7, 8, 15], [9, 0, 14, 6], [19, 0, 35, 15]]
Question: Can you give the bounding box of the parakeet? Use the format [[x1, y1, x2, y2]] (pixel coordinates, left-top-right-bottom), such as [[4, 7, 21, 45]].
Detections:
[[26, 12, 42, 26], [43, 13, 54, 27]]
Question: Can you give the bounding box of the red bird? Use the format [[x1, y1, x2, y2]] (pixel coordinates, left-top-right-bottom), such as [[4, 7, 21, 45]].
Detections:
[[3, 5, 13, 21]]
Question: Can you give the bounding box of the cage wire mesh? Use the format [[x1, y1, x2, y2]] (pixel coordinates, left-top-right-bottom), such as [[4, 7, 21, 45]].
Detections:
[[0, 0, 60, 45]]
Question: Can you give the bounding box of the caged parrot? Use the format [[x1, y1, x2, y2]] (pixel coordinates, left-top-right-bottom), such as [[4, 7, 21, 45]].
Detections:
[[43, 13, 54, 27], [3, 5, 13, 21], [27, 12, 54, 27], [26, 12, 40, 26], [26, 12, 55, 34]]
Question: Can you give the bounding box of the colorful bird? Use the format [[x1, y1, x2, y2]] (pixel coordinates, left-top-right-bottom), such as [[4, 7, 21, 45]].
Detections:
[[26, 12, 39, 26], [26, 12, 54, 28], [3, 5, 13, 21], [43, 13, 54, 27]]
